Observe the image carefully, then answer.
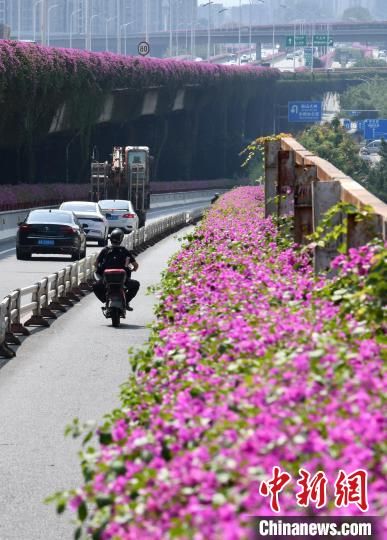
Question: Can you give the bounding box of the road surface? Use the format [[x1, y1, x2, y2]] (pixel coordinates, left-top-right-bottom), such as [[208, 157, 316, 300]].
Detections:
[[0, 201, 210, 301], [0, 225, 194, 540]]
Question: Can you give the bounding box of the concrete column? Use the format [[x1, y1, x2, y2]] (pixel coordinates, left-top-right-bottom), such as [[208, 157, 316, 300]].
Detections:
[[264, 140, 280, 218], [312, 180, 341, 274], [294, 164, 316, 245], [255, 41, 262, 61], [278, 150, 295, 216], [347, 213, 384, 248]]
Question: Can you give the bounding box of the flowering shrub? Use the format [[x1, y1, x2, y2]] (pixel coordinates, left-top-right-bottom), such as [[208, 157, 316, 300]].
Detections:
[[0, 41, 278, 109], [0, 183, 88, 211], [56, 187, 386, 539]]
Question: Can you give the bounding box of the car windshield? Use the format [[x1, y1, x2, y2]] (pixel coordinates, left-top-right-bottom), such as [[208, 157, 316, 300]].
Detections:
[[99, 200, 129, 210], [27, 211, 73, 223], [62, 203, 97, 212]]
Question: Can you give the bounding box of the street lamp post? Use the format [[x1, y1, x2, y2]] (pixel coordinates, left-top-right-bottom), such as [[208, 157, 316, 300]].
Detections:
[[121, 22, 133, 56], [169, 0, 173, 56], [33, 0, 43, 43], [47, 4, 59, 47], [238, 0, 242, 64], [105, 17, 117, 52], [89, 14, 102, 52], [272, 3, 287, 63], [145, 0, 149, 43], [201, 1, 214, 61], [70, 9, 82, 49]]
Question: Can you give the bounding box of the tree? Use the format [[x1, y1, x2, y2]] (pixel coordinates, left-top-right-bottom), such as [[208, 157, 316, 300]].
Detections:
[[342, 7, 372, 22], [340, 78, 387, 118], [353, 58, 387, 69], [286, 0, 332, 22], [298, 119, 368, 184], [364, 140, 387, 202]]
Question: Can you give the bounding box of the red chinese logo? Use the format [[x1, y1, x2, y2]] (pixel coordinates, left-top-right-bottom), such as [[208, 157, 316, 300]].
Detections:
[[296, 468, 328, 509], [334, 469, 369, 512], [259, 467, 369, 513], [259, 466, 292, 513]]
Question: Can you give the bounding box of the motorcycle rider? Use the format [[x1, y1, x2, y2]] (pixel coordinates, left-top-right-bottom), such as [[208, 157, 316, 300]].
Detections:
[[93, 228, 139, 311], [211, 192, 220, 204]]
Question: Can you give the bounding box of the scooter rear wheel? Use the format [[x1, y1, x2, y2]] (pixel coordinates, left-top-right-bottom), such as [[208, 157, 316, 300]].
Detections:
[[111, 307, 120, 327]]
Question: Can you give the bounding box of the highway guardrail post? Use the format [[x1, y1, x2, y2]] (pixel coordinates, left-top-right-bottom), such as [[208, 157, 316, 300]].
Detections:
[[25, 281, 51, 327], [0, 298, 15, 358]]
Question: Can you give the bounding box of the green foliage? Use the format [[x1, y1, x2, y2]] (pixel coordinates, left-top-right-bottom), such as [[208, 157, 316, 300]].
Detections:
[[306, 201, 373, 254], [364, 139, 387, 202], [342, 6, 373, 21], [353, 58, 387, 69], [316, 242, 387, 330], [340, 78, 386, 118], [334, 47, 363, 62], [298, 120, 368, 183]]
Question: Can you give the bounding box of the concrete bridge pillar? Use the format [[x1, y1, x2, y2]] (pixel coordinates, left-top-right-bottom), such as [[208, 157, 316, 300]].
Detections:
[[255, 41, 262, 61]]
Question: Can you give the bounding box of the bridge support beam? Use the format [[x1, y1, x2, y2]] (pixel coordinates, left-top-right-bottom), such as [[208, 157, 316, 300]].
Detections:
[[255, 41, 262, 61]]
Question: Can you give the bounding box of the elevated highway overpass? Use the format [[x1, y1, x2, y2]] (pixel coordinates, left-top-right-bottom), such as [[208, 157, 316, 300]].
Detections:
[[37, 21, 387, 58]]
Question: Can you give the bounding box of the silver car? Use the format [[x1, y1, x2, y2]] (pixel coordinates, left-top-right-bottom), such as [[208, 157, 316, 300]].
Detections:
[[359, 140, 382, 156], [59, 201, 109, 246], [98, 199, 139, 234]]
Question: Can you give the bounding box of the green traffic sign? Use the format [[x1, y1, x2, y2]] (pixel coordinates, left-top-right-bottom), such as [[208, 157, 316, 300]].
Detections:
[[312, 35, 333, 46], [286, 35, 307, 47]]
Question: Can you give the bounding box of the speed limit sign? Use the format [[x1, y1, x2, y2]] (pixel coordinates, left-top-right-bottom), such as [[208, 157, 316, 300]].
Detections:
[[138, 41, 150, 56]]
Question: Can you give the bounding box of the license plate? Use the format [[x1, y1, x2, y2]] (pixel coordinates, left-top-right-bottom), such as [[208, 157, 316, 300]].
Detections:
[[109, 215, 119, 220], [38, 239, 55, 246]]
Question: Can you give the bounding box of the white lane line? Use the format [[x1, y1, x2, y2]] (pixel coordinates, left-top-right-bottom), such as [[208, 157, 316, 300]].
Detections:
[[0, 247, 15, 255]]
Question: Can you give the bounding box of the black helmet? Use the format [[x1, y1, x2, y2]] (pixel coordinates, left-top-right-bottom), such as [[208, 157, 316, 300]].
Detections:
[[110, 228, 124, 246]]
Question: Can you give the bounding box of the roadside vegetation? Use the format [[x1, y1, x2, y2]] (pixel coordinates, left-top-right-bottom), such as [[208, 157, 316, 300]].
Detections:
[[299, 119, 387, 202], [340, 78, 387, 119], [53, 187, 386, 539]]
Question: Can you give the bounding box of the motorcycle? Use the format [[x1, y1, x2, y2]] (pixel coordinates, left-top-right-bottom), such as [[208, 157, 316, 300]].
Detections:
[[101, 268, 127, 327]]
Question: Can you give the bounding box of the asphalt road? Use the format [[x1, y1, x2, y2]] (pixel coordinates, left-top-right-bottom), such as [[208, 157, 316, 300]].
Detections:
[[0, 225, 194, 540], [0, 201, 209, 301]]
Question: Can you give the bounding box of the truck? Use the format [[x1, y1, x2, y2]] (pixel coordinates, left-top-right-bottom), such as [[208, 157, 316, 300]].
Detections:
[[90, 146, 151, 228]]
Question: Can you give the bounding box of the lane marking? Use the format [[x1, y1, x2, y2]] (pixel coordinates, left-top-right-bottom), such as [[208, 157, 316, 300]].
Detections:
[[0, 247, 15, 256]]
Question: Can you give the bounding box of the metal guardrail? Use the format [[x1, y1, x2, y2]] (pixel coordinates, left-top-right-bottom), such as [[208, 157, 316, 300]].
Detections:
[[0, 208, 204, 359]]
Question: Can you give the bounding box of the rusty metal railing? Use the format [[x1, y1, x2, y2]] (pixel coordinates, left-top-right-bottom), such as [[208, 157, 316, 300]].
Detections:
[[265, 136, 387, 273]]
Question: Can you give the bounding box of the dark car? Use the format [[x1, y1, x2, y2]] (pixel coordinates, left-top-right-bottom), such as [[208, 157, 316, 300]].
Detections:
[[16, 209, 87, 261]]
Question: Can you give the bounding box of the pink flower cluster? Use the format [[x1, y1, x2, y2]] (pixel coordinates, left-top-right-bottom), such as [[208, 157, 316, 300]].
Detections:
[[0, 40, 278, 98], [69, 187, 386, 539]]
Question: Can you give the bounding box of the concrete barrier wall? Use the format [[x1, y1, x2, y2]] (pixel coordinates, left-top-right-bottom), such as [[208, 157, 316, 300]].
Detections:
[[0, 190, 222, 244], [150, 189, 223, 208]]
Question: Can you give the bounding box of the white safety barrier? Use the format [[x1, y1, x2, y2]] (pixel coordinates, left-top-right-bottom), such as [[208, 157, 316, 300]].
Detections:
[[0, 208, 204, 359]]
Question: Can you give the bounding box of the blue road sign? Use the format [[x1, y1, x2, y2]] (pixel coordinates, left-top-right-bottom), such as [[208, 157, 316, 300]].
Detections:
[[363, 119, 387, 140], [288, 101, 322, 123], [356, 120, 364, 132], [343, 119, 351, 130]]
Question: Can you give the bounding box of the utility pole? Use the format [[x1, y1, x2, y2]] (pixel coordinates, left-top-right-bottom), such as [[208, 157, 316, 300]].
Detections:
[[85, 0, 91, 50], [40, 0, 48, 46], [116, 0, 121, 54]]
